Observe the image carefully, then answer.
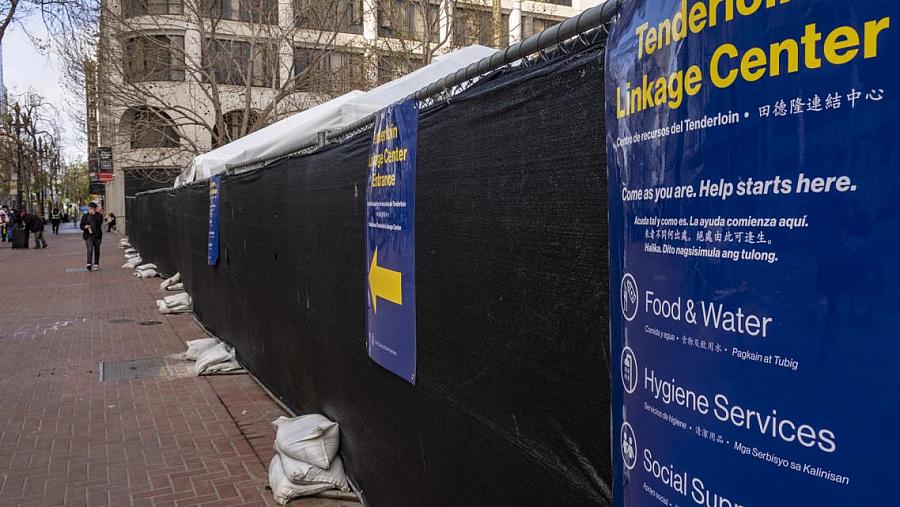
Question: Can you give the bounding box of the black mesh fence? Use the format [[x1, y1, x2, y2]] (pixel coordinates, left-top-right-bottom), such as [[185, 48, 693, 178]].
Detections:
[[127, 43, 611, 506]]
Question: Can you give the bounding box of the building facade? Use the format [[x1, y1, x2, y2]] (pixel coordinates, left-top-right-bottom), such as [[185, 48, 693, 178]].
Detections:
[[98, 0, 602, 228]]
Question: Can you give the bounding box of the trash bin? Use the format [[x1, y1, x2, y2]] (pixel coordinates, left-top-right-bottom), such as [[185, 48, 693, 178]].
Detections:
[[11, 226, 28, 249]]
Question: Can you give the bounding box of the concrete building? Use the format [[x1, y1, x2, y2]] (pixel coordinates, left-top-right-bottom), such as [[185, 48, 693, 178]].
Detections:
[[98, 0, 601, 229]]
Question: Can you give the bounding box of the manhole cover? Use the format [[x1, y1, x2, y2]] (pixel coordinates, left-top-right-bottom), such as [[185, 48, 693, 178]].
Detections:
[[100, 357, 167, 382], [109, 319, 135, 324], [139, 321, 163, 326]]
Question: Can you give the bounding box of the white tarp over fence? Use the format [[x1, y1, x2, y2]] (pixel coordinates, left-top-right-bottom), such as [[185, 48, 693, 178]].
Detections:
[[176, 45, 496, 186]]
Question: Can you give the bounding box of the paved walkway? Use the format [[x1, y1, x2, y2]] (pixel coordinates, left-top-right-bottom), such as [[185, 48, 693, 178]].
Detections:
[[0, 227, 353, 506]]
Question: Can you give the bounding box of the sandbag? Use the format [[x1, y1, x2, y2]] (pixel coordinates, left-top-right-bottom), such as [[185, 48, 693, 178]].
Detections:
[[160, 272, 181, 290], [166, 282, 184, 291], [194, 343, 235, 375], [183, 338, 219, 360], [268, 455, 334, 505], [134, 269, 158, 278], [122, 257, 142, 269], [164, 292, 191, 308], [279, 453, 350, 492], [124, 248, 137, 254], [136, 263, 157, 271], [273, 415, 340, 469], [158, 292, 191, 314], [200, 360, 242, 374]]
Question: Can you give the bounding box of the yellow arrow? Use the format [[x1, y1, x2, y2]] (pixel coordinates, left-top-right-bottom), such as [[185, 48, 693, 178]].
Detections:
[[368, 248, 402, 314]]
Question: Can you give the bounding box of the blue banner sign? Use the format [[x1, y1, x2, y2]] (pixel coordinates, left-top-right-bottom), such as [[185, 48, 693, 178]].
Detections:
[[366, 100, 418, 384], [208, 174, 221, 266], [606, 1, 898, 505]]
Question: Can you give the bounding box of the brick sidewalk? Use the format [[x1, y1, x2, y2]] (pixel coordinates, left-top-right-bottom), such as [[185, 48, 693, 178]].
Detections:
[[0, 230, 355, 506]]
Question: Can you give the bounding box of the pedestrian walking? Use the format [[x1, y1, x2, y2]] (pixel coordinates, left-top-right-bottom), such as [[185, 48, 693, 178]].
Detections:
[[50, 207, 62, 234], [80, 202, 103, 271], [29, 212, 47, 249], [0, 206, 9, 243], [106, 213, 117, 233]]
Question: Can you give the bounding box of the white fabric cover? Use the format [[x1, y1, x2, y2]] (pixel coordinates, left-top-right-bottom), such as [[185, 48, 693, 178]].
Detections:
[[272, 415, 340, 469], [183, 338, 220, 360], [279, 453, 349, 492], [177, 45, 496, 185], [268, 455, 333, 505], [182, 91, 363, 184], [160, 272, 181, 290]]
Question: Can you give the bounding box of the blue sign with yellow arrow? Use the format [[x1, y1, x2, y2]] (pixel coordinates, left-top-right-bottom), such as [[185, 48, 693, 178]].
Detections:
[[366, 100, 418, 384]]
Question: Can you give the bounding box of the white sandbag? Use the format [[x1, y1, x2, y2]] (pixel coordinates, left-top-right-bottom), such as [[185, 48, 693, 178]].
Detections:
[[160, 304, 191, 315], [124, 248, 137, 254], [160, 272, 181, 290], [194, 343, 235, 375], [201, 359, 242, 374], [166, 282, 184, 291], [268, 455, 334, 505], [279, 453, 349, 492], [122, 257, 142, 269], [124, 252, 139, 259], [157, 294, 191, 314], [183, 338, 219, 360], [136, 263, 157, 271], [134, 269, 158, 278], [164, 292, 192, 308], [273, 415, 340, 469]]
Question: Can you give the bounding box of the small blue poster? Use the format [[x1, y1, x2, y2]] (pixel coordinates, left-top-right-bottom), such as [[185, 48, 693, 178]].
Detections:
[[208, 174, 221, 266], [366, 100, 418, 384], [606, 1, 898, 506]]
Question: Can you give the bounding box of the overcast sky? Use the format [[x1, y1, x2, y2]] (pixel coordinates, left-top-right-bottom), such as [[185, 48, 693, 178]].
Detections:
[[3, 14, 84, 162]]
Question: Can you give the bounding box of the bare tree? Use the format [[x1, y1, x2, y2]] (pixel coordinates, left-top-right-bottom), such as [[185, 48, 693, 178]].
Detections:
[[0, 91, 69, 212], [54, 0, 372, 180]]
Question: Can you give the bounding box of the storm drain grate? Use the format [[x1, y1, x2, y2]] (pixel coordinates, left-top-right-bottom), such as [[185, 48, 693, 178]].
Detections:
[[108, 319, 135, 324], [100, 357, 167, 382]]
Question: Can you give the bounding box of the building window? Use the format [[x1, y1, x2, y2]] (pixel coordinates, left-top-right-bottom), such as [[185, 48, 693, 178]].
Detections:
[[239, 0, 279, 23], [201, 0, 278, 23], [125, 35, 185, 82], [453, 6, 509, 47], [378, 0, 439, 42], [294, 0, 363, 34], [213, 110, 260, 147], [205, 39, 279, 87], [522, 15, 561, 39], [126, 107, 180, 149], [294, 47, 365, 94], [125, 0, 184, 16], [377, 53, 422, 85]]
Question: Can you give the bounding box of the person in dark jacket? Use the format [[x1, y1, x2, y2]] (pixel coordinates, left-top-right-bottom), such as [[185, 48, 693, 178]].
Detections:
[[29, 212, 47, 249], [106, 213, 117, 233], [80, 202, 104, 270], [50, 207, 62, 234]]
